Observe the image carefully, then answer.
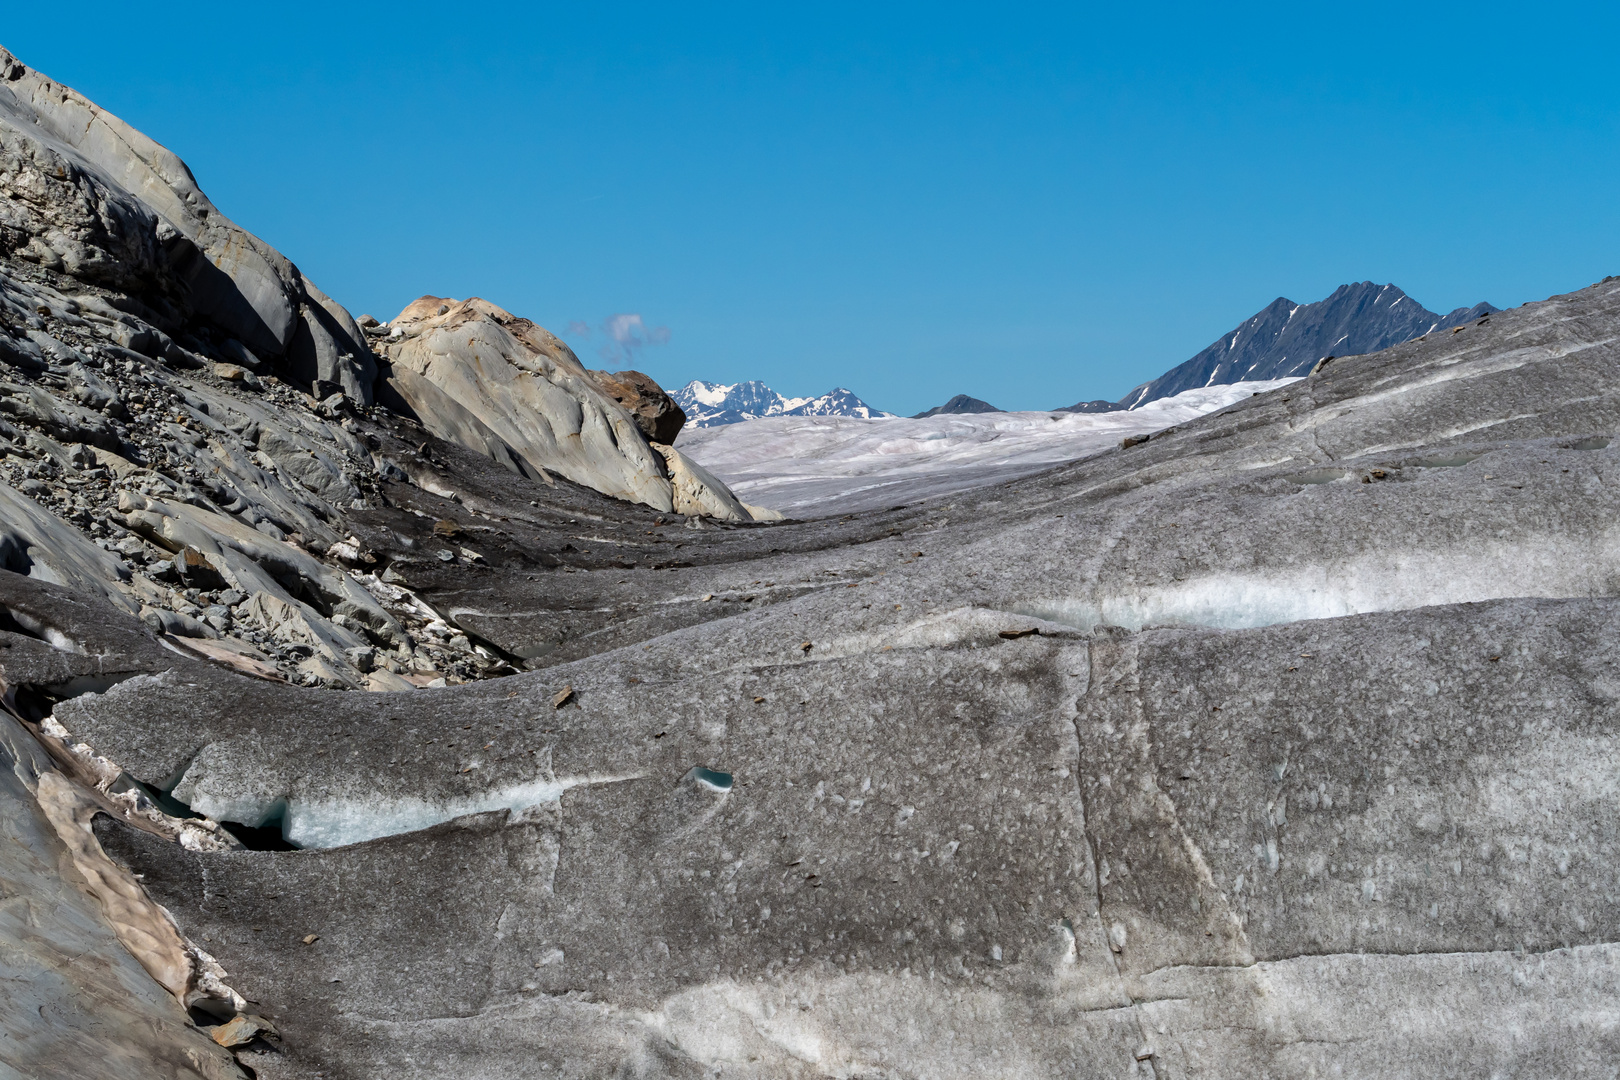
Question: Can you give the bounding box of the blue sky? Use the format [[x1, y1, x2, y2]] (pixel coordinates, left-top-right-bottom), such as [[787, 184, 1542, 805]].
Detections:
[[7, 3, 1620, 413]]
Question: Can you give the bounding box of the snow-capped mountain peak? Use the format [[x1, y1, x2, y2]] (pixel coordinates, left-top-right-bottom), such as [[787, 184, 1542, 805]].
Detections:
[[673, 380, 894, 427], [685, 380, 735, 407]]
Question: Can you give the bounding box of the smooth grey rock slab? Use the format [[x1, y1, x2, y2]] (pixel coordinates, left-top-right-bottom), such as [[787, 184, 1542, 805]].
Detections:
[[89, 596, 1620, 1077], [0, 713, 243, 1079]]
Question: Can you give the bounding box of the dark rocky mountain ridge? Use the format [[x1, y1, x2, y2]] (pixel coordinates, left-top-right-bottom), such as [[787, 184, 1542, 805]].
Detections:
[[911, 393, 1001, 418], [1094, 282, 1497, 410]]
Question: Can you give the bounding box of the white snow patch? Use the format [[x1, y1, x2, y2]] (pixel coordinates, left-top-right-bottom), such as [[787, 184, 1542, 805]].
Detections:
[[687, 381, 734, 407]]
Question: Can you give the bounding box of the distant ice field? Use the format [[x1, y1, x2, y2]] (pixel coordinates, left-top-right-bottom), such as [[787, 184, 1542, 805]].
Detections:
[[676, 379, 1302, 516]]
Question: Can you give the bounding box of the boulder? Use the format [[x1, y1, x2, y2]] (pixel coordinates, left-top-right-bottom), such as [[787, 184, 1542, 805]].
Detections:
[[587, 369, 686, 443], [172, 546, 227, 591], [651, 443, 781, 521], [379, 297, 762, 521], [139, 605, 218, 639]]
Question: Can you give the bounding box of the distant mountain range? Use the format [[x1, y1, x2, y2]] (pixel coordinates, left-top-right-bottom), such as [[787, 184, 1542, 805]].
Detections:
[[673, 380, 894, 427], [679, 282, 1499, 423]]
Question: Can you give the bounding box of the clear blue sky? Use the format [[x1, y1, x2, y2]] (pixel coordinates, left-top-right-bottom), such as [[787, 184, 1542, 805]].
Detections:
[[7, 3, 1619, 413]]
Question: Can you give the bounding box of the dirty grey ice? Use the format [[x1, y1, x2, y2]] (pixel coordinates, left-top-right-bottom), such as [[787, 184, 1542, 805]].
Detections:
[[2, 43, 1619, 1080]]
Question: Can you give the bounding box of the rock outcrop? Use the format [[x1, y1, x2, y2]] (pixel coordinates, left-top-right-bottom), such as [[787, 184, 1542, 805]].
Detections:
[[0, 705, 245, 1080], [377, 297, 758, 521], [0, 46, 375, 404], [0, 46, 769, 707], [650, 441, 783, 522]]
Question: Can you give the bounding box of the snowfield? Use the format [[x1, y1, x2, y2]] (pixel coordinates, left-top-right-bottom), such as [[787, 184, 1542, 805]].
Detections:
[[676, 378, 1302, 515]]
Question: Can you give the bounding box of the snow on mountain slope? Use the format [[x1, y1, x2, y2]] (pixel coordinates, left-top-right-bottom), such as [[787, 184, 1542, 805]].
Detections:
[[1110, 282, 1497, 409], [677, 378, 1300, 515], [672, 379, 893, 426]]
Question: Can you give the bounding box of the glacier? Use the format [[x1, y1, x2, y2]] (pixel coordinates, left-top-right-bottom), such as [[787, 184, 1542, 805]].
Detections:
[[676, 378, 1301, 514]]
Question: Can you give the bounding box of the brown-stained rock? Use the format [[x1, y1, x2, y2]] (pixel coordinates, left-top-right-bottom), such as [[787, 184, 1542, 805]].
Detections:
[[588, 369, 687, 444], [173, 546, 227, 591], [210, 1014, 275, 1048]]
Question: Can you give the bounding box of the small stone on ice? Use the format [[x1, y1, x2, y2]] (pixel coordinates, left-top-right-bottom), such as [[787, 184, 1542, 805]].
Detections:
[[211, 1014, 275, 1047]]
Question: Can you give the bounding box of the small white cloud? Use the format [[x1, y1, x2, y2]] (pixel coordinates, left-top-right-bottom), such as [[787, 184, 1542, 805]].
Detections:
[[596, 313, 671, 365]]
